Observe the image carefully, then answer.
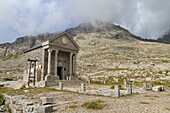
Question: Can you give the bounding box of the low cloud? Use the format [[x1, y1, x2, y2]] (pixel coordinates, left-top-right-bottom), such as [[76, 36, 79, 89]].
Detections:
[[0, 0, 170, 43]]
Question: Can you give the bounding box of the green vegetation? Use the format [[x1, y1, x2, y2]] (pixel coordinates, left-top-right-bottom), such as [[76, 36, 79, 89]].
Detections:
[[133, 82, 143, 87], [0, 87, 57, 96], [161, 60, 170, 63], [91, 81, 104, 85], [165, 108, 170, 111], [133, 61, 140, 64], [3, 77, 14, 81], [153, 80, 170, 87], [106, 68, 129, 72], [111, 84, 122, 89], [140, 101, 150, 104], [144, 95, 159, 98], [82, 100, 105, 110], [77, 36, 85, 40], [0, 93, 4, 106], [68, 105, 78, 109], [144, 95, 152, 97]]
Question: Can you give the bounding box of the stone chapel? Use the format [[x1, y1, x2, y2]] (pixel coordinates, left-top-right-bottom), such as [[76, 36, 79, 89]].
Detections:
[[23, 32, 79, 87]]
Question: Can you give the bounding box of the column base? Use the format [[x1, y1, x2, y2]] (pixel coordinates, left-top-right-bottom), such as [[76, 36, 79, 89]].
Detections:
[[45, 75, 54, 82], [54, 75, 59, 80], [66, 75, 73, 81]]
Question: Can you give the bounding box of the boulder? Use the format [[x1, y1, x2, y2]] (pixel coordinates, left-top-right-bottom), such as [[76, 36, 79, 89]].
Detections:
[[152, 85, 164, 92], [37, 105, 53, 113], [0, 82, 5, 87], [40, 97, 53, 105], [14, 83, 25, 90]]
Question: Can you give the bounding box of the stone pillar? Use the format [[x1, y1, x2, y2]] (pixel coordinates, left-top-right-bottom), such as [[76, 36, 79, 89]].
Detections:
[[149, 82, 153, 90], [69, 52, 73, 79], [47, 49, 52, 75], [54, 50, 59, 78], [124, 79, 127, 88], [41, 49, 46, 81], [59, 82, 63, 90], [143, 82, 147, 91], [81, 83, 86, 93], [114, 85, 120, 97], [104, 80, 107, 85], [127, 84, 132, 94], [73, 54, 77, 77]]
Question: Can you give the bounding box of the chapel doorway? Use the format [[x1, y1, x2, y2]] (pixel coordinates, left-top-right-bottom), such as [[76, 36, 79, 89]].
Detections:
[[57, 67, 63, 80]]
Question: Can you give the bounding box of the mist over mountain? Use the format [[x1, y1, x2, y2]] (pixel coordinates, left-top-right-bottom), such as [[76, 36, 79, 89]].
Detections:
[[157, 31, 170, 44]]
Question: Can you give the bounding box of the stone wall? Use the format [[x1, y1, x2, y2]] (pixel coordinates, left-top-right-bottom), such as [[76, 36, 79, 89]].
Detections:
[[24, 48, 43, 66], [4, 94, 54, 113]]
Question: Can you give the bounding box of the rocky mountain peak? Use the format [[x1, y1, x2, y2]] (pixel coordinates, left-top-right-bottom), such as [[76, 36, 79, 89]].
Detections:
[[157, 30, 170, 44]]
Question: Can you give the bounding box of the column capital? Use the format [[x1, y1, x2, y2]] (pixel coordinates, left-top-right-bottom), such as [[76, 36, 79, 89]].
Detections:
[[48, 49, 52, 53], [70, 52, 73, 56], [55, 49, 59, 53]]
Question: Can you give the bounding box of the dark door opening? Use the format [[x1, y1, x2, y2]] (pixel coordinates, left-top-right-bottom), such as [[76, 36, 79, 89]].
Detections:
[[57, 67, 63, 80]]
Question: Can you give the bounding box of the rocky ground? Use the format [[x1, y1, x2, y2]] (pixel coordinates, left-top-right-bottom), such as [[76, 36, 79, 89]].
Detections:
[[51, 87, 170, 113], [74, 33, 170, 83], [1, 83, 170, 113]]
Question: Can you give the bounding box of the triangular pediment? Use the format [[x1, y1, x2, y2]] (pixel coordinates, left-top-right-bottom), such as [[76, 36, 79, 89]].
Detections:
[[49, 32, 79, 51]]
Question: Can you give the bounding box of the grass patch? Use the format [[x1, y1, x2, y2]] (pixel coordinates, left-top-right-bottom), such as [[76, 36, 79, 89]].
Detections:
[[161, 60, 170, 63], [106, 68, 129, 72], [3, 77, 14, 81], [0, 87, 57, 96], [82, 100, 105, 110], [111, 84, 125, 90], [0, 93, 4, 106], [165, 108, 170, 111], [77, 36, 85, 40], [144, 95, 159, 98], [133, 82, 143, 87], [91, 81, 103, 85], [68, 105, 78, 109], [153, 80, 170, 87], [140, 101, 150, 104], [144, 95, 151, 97]]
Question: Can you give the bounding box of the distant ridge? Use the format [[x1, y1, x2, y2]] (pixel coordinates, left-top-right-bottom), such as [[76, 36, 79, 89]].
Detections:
[[0, 22, 169, 57]]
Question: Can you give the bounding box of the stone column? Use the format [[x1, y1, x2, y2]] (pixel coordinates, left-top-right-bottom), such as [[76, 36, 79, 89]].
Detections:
[[149, 82, 153, 90], [124, 79, 127, 88], [69, 52, 73, 79], [81, 83, 86, 93], [47, 49, 52, 75], [143, 82, 147, 91], [54, 50, 59, 78], [73, 54, 77, 77], [114, 85, 120, 97], [41, 49, 46, 81], [59, 82, 63, 90], [104, 80, 107, 85], [127, 84, 132, 94]]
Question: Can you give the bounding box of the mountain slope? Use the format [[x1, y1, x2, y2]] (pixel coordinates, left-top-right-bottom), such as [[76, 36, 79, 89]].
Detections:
[[66, 22, 141, 40], [0, 22, 146, 57], [0, 32, 59, 57], [157, 31, 170, 44]]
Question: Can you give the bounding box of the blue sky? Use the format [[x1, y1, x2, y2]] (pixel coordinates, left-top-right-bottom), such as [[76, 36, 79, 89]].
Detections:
[[0, 0, 170, 43]]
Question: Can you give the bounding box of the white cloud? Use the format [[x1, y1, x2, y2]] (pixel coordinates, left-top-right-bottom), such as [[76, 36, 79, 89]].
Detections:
[[0, 0, 170, 43]]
